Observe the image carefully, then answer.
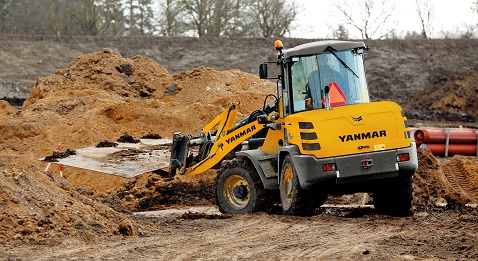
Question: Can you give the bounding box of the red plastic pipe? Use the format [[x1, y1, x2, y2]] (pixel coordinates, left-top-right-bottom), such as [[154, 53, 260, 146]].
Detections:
[[414, 129, 478, 144], [419, 143, 477, 156]]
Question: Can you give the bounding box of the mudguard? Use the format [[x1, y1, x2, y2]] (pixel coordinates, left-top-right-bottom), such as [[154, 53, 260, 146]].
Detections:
[[236, 150, 279, 190]]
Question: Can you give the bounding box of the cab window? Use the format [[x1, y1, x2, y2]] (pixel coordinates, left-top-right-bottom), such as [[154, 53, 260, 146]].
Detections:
[[289, 49, 369, 113]]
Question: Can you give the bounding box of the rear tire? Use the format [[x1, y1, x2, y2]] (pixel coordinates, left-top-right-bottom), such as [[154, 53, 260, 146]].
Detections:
[[373, 175, 414, 216], [215, 159, 276, 214], [279, 155, 326, 216]]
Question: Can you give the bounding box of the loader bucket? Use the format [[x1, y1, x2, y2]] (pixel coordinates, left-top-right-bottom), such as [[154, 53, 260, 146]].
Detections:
[[41, 139, 172, 178]]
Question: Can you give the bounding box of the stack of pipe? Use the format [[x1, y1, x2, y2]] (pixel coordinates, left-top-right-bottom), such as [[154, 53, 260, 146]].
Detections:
[[412, 128, 478, 156]]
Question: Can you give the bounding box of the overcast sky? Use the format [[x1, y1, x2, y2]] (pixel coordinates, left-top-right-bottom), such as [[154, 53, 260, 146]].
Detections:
[[291, 0, 477, 39]]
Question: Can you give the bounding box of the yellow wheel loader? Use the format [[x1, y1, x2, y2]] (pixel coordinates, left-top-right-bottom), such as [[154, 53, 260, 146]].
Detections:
[[167, 40, 418, 216], [49, 40, 418, 216]]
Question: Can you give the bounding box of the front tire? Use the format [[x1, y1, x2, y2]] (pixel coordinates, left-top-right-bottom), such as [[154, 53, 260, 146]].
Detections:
[[280, 155, 326, 216], [215, 159, 274, 214]]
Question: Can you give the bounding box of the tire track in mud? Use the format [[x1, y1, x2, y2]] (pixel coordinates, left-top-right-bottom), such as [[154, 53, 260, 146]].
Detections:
[[150, 216, 394, 260], [3, 211, 478, 260], [14, 215, 396, 260], [441, 159, 478, 204]]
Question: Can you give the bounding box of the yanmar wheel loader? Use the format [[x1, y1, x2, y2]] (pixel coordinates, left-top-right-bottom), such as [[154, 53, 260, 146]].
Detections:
[[167, 40, 418, 216], [49, 40, 418, 216]]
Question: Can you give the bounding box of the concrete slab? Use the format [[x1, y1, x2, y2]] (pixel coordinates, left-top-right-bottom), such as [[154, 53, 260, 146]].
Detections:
[[133, 207, 222, 217], [42, 139, 172, 178]]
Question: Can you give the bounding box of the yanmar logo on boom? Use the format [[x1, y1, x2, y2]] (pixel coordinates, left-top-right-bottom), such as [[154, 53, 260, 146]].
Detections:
[[225, 125, 256, 144], [339, 130, 386, 142]]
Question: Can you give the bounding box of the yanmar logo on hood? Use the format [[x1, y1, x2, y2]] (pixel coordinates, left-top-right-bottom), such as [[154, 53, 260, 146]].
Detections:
[[339, 130, 386, 142]]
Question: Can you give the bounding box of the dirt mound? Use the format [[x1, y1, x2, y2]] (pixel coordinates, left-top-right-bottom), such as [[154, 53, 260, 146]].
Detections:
[[23, 48, 172, 108], [0, 100, 17, 117], [3, 48, 275, 156], [406, 71, 478, 123], [413, 148, 450, 207], [441, 155, 478, 204], [413, 148, 478, 207], [422, 71, 478, 115], [0, 156, 142, 242], [0, 48, 276, 241]]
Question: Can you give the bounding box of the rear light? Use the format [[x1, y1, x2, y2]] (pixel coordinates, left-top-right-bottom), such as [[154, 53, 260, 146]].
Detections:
[[322, 163, 336, 172], [397, 153, 410, 162]]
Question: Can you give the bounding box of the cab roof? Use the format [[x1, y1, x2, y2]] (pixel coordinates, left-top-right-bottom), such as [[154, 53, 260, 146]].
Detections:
[[282, 40, 366, 58]]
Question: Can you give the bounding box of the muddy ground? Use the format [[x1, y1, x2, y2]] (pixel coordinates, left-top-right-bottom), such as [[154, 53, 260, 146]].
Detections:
[[2, 208, 478, 260], [1, 37, 478, 260]]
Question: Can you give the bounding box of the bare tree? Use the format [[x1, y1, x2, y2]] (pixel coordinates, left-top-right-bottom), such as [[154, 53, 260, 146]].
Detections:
[[48, 0, 83, 36], [404, 30, 423, 39], [333, 24, 349, 40], [223, 0, 245, 37], [246, 0, 298, 37], [0, 0, 297, 37], [414, 0, 434, 39], [439, 24, 476, 39], [180, 0, 240, 37], [100, 0, 126, 36], [72, 0, 126, 35], [137, 0, 155, 35], [7, 0, 46, 35], [74, 0, 100, 35], [157, 0, 187, 36], [124, 0, 155, 35], [49, 0, 64, 36], [1, 0, 73, 35], [333, 0, 396, 39], [0, 0, 127, 36]]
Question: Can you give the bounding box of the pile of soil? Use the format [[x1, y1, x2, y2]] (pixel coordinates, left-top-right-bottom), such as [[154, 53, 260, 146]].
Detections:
[[0, 48, 276, 241], [413, 148, 478, 207], [405, 71, 478, 125], [0, 100, 17, 117], [0, 156, 141, 242], [2, 47, 274, 158]]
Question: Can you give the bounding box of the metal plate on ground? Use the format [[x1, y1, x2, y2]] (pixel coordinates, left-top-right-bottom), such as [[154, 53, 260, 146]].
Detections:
[[44, 139, 172, 178], [133, 207, 222, 217]]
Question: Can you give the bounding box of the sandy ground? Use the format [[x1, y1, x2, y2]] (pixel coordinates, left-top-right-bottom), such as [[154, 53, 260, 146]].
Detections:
[[1, 208, 477, 260], [1, 38, 478, 260]]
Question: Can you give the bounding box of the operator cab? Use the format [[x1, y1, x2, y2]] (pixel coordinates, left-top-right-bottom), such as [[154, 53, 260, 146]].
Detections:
[[261, 40, 369, 116]]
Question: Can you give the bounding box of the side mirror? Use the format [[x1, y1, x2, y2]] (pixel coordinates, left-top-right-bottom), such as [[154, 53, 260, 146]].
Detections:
[[259, 63, 268, 79]]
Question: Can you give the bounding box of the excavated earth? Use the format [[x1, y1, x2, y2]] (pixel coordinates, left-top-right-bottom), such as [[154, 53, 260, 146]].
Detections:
[[1, 37, 478, 260]]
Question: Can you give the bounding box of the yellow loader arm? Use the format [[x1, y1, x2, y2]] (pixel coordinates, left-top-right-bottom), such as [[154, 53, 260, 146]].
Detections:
[[169, 100, 279, 177]]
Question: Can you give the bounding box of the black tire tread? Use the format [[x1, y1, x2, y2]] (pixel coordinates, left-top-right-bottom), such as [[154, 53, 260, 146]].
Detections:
[[280, 155, 326, 216], [214, 158, 276, 214]]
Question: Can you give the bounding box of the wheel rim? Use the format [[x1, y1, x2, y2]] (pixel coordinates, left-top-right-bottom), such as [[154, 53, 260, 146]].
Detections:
[[282, 166, 293, 204], [224, 174, 251, 210]]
